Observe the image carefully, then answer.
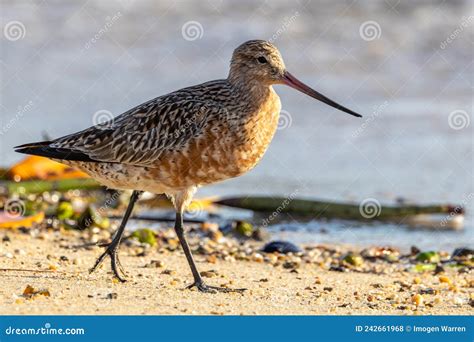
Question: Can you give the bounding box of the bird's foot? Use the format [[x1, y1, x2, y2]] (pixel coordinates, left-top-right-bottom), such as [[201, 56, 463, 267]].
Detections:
[[89, 242, 127, 282], [186, 281, 246, 294]]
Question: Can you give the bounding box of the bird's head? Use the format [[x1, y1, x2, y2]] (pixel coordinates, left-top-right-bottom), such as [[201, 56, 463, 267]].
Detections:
[[229, 40, 362, 118], [230, 40, 286, 85]]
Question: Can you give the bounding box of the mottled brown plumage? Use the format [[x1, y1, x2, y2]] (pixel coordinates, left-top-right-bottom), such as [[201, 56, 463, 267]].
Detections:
[[15, 40, 361, 292]]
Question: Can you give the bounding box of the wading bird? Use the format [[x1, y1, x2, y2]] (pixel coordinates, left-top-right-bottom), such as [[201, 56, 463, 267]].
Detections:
[[15, 40, 362, 293]]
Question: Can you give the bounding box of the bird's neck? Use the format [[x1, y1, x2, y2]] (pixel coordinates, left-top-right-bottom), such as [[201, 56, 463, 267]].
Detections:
[[228, 75, 273, 109]]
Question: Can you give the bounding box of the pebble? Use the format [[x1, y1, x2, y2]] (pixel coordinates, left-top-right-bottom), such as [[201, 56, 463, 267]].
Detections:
[[411, 294, 423, 306], [434, 265, 445, 275], [252, 253, 264, 263], [329, 266, 348, 272], [419, 288, 436, 295], [262, 241, 301, 254], [283, 261, 300, 269], [22, 285, 50, 298], [146, 260, 165, 268], [343, 253, 363, 267], [201, 222, 219, 232], [167, 239, 179, 250], [452, 248, 473, 258], [162, 269, 176, 276], [4, 252, 13, 259], [209, 230, 223, 243], [206, 255, 217, 264], [266, 254, 278, 264], [449, 285, 459, 293], [200, 270, 218, 278], [439, 275, 451, 285], [107, 293, 118, 300]]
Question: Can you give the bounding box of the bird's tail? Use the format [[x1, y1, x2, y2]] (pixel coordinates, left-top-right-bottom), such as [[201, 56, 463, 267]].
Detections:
[[14, 141, 94, 162]]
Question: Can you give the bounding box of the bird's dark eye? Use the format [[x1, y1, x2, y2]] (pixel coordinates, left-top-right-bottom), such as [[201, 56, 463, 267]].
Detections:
[[257, 56, 268, 64]]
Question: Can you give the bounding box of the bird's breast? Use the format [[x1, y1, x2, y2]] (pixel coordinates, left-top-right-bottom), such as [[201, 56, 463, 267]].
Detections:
[[233, 89, 281, 170], [191, 88, 281, 183], [146, 88, 282, 189]]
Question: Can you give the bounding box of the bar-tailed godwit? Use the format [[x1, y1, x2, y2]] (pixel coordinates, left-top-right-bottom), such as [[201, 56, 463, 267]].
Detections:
[[15, 40, 362, 293]]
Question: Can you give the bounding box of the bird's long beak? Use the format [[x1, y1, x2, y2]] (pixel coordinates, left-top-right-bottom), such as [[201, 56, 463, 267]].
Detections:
[[282, 71, 362, 118]]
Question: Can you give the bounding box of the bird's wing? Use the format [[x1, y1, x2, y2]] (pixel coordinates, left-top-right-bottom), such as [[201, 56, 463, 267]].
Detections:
[[50, 96, 222, 166]]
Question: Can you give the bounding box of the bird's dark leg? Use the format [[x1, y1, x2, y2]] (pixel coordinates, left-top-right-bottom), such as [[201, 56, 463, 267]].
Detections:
[[174, 212, 246, 294], [89, 190, 143, 282]]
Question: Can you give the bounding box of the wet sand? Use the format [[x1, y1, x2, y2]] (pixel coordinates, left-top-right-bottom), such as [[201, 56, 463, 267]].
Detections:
[[0, 229, 472, 315]]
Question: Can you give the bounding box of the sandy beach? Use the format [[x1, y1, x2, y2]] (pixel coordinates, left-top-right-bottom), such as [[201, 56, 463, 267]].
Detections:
[[0, 228, 472, 315]]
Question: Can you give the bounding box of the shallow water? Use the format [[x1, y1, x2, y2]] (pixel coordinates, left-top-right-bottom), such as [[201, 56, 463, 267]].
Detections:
[[1, 0, 472, 249]]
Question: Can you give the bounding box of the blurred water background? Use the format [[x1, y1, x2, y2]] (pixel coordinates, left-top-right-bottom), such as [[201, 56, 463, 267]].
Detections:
[[1, 0, 473, 250]]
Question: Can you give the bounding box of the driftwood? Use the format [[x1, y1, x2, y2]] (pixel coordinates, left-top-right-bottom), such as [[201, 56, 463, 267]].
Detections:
[[0, 179, 102, 195], [215, 196, 463, 222], [108, 215, 205, 224]]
